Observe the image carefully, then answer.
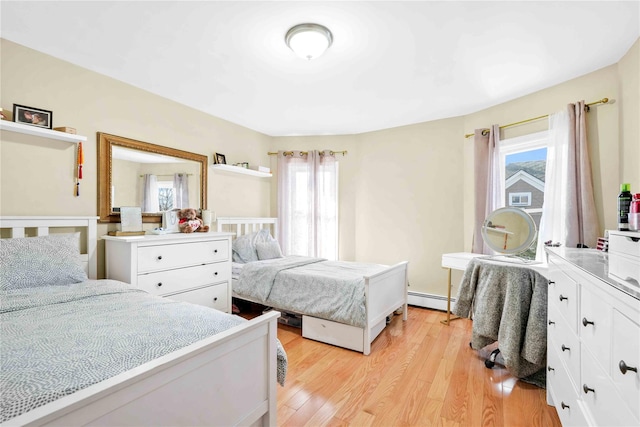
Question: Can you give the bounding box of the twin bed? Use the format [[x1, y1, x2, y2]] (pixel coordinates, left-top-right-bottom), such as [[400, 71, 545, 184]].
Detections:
[[0, 216, 285, 426], [0, 215, 408, 425], [217, 217, 409, 356]]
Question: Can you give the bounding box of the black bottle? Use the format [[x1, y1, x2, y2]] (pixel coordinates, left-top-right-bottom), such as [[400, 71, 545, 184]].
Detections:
[[618, 183, 632, 231]]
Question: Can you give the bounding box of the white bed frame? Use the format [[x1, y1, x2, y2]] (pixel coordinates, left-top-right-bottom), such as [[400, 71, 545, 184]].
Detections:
[[0, 216, 281, 427], [217, 217, 409, 355]]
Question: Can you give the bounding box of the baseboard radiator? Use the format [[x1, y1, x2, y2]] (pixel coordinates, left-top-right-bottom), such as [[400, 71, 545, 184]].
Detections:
[[407, 291, 455, 312]]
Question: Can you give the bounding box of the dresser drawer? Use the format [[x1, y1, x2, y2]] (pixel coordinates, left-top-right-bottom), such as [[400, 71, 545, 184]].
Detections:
[[549, 333, 580, 394], [581, 346, 637, 426], [167, 283, 229, 312], [548, 269, 579, 333], [547, 343, 586, 427], [611, 309, 640, 422], [608, 232, 640, 258], [580, 286, 611, 370], [138, 263, 230, 296], [137, 240, 229, 273]]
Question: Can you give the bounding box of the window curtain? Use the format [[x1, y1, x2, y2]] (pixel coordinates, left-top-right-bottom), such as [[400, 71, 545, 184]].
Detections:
[[537, 101, 598, 256], [142, 174, 159, 212], [173, 173, 189, 209], [471, 124, 501, 254], [277, 150, 338, 259]]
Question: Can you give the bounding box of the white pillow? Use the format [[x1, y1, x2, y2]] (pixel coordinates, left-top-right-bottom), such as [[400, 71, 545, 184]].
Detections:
[[0, 233, 88, 290], [256, 240, 284, 260], [232, 228, 274, 263]]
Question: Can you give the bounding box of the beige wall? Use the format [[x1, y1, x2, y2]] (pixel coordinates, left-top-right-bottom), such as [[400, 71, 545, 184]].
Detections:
[[2, 37, 638, 295], [618, 38, 640, 190], [1, 39, 272, 277]]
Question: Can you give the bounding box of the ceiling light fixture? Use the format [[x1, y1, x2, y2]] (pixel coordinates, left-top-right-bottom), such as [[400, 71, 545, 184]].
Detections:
[[285, 23, 333, 60]]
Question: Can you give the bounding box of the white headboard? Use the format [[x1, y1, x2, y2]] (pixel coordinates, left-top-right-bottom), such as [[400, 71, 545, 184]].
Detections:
[[216, 217, 278, 240], [0, 216, 99, 279]]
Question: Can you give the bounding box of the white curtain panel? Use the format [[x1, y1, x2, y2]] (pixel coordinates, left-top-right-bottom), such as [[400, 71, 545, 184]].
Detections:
[[472, 124, 501, 254], [277, 150, 338, 259], [537, 101, 598, 258], [173, 173, 190, 209], [142, 174, 159, 212]]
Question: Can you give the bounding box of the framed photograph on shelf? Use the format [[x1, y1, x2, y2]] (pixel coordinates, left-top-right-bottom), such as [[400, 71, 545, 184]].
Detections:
[[13, 104, 52, 129], [215, 152, 227, 165]]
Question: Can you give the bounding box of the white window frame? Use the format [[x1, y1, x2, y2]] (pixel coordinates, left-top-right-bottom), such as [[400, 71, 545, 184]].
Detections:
[[509, 192, 532, 207]]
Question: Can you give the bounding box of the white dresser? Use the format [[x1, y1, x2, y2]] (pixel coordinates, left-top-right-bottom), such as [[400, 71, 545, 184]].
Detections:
[[545, 238, 639, 427], [103, 232, 233, 313]]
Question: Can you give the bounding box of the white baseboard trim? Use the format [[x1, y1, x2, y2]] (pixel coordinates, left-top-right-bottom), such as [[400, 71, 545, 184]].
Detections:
[[407, 291, 455, 312]]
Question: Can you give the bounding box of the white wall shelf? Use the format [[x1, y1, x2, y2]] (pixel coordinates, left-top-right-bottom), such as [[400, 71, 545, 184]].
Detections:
[[211, 164, 272, 178], [0, 120, 87, 143]]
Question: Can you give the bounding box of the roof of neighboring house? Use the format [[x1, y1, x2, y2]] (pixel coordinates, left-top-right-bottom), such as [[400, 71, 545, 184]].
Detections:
[[506, 160, 546, 182], [506, 170, 545, 192]]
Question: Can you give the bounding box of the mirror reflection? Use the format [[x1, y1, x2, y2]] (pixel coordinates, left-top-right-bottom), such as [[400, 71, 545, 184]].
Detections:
[[482, 207, 537, 256], [112, 147, 201, 212], [98, 133, 208, 223]]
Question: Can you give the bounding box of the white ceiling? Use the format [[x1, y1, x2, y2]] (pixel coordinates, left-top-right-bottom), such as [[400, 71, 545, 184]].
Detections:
[[1, 1, 638, 136]]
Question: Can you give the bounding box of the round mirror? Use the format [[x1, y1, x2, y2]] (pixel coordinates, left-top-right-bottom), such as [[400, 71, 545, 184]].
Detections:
[[481, 207, 537, 255]]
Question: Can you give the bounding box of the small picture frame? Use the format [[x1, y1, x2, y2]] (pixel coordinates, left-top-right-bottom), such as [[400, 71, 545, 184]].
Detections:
[[13, 104, 52, 129], [215, 153, 227, 165], [120, 206, 143, 232]]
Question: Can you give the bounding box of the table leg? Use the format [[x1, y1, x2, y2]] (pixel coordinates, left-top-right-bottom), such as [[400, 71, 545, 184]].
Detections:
[[440, 267, 460, 325]]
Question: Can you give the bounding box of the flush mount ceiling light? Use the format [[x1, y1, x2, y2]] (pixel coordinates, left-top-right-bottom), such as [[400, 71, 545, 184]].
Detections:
[[285, 23, 333, 60]]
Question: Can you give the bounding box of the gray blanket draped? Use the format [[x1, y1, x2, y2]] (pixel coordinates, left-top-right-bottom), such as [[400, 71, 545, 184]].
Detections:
[[452, 258, 548, 383]]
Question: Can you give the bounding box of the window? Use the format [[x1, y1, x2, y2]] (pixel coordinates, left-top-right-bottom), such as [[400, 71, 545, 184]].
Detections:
[[509, 192, 532, 206], [496, 131, 548, 258], [157, 180, 175, 211], [278, 152, 338, 260]]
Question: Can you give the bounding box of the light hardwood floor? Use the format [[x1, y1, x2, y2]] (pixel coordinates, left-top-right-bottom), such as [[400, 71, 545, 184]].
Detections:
[[266, 305, 561, 427]]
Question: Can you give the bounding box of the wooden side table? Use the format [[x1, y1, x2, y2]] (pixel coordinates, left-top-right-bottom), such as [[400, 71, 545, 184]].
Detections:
[[440, 252, 484, 325]]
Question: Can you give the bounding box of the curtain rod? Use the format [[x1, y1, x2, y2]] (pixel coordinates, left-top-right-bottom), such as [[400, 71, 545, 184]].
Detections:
[[139, 173, 193, 177], [267, 150, 348, 156], [464, 97, 610, 139]]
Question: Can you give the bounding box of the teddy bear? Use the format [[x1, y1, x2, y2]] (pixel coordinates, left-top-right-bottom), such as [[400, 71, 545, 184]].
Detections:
[[177, 208, 209, 233]]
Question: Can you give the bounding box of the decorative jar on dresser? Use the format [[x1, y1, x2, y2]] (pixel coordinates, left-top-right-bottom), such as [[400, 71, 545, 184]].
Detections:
[[545, 232, 639, 427], [103, 232, 233, 313]]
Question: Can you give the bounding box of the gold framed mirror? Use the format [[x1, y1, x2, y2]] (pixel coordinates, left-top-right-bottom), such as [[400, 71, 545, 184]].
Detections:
[[98, 132, 207, 224]]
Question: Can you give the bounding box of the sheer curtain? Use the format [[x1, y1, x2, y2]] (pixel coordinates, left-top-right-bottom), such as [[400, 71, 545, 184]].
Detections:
[[142, 174, 159, 212], [537, 101, 598, 257], [277, 150, 338, 259], [173, 173, 189, 209], [471, 124, 501, 254]]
